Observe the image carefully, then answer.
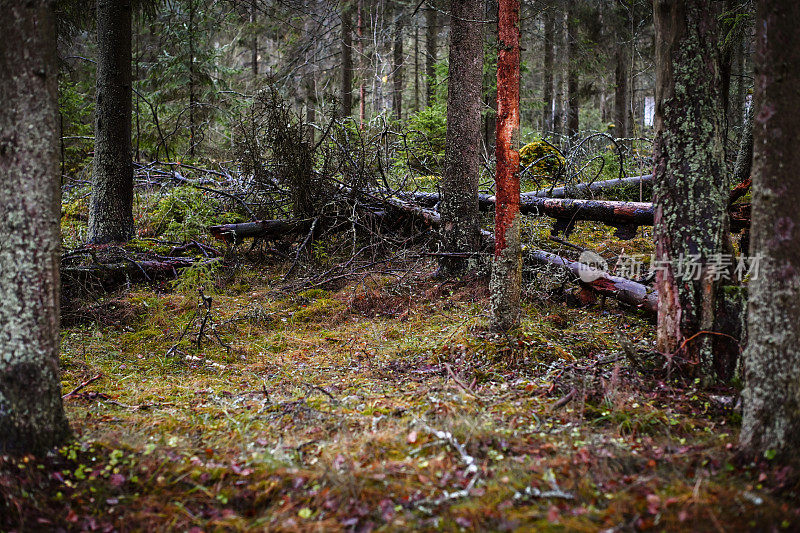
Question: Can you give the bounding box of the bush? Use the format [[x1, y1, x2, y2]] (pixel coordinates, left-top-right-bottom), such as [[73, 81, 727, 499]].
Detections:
[[519, 140, 565, 178], [146, 186, 243, 241]]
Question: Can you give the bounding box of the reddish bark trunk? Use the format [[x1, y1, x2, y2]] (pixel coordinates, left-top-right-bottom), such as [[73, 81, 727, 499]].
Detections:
[[490, 0, 522, 331]]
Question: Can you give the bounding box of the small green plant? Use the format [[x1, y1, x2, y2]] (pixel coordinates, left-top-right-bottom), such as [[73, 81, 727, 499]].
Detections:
[[146, 186, 243, 241], [171, 260, 221, 295], [401, 104, 447, 174]]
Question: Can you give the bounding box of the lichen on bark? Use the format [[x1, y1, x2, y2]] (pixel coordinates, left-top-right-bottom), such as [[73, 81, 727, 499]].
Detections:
[[652, 0, 730, 381], [437, 0, 484, 277], [740, 0, 800, 458], [0, 1, 71, 454]]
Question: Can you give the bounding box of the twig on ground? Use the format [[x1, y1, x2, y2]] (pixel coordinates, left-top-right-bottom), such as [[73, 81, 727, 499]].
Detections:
[[63, 373, 103, 399]]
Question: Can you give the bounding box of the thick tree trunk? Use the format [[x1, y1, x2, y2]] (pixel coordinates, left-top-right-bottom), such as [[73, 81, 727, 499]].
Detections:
[[490, 0, 522, 331], [341, 1, 354, 118], [740, 0, 800, 459], [392, 2, 404, 120], [0, 1, 71, 454], [438, 0, 484, 276], [652, 0, 729, 381], [565, 1, 579, 138], [541, 7, 555, 132], [89, 0, 134, 244], [425, 3, 438, 105]]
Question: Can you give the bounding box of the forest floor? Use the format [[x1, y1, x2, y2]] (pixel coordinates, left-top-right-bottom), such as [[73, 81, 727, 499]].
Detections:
[[3, 258, 799, 531], [1, 181, 797, 532]]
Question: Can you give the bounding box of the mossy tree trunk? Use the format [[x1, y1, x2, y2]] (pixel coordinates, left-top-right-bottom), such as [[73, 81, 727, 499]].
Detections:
[[0, 0, 71, 454], [89, 0, 135, 244], [438, 0, 484, 277], [652, 0, 730, 381], [490, 0, 522, 331], [740, 0, 800, 459]]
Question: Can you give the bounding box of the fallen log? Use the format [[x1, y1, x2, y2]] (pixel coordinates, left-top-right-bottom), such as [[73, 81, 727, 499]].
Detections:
[[523, 174, 653, 199], [528, 250, 658, 314], [208, 219, 314, 242], [62, 257, 221, 293], [391, 191, 749, 237]]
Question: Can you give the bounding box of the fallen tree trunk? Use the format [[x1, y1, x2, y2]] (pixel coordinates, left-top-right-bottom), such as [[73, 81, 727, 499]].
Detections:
[[523, 174, 653, 198], [528, 250, 658, 314], [391, 191, 749, 235], [62, 257, 221, 292], [517, 196, 653, 224], [208, 219, 314, 242]]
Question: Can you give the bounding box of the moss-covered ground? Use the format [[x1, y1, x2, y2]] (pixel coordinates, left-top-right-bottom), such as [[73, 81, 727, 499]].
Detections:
[[1, 188, 796, 531]]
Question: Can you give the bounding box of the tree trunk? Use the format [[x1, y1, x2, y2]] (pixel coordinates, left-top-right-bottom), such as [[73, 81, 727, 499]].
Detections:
[[414, 22, 420, 112], [541, 7, 555, 132], [392, 2, 404, 120], [89, 0, 135, 244], [740, 0, 800, 459], [490, 0, 522, 331], [614, 44, 629, 138], [188, 0, 196, 157], [565, 1, 579, 138], [425, 3, 438, 105], [0, 0, 71, 454], [552, 6, 565, 135], [341, 1, 353, 118], [358, 0, 365, 127], [250, 0, 258, 77], [482, 0, 498, 154], [652, 0, 729, 381], [438, 0, 484, 276]]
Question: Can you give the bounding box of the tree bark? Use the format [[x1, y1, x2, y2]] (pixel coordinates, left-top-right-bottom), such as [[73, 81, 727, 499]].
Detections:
[[0, 0, 71, 454], [541, 7, 555, 132], [188, 0, 196, 157], [482, 0, 498, 154], [250, 0, 258, 77], [652, 0, 729, 381], [89, 0, 135, 244], [490, 0, 522, 331], [740, 0, 800, 459], [565, 1, 579, 138], [358, 0, 365, 127], [392, 2, 404, 120], [438, 0, 484, 276], [614, 43, 629, 138], [341, 1, 354, 118], [425, 3, 438, 106]]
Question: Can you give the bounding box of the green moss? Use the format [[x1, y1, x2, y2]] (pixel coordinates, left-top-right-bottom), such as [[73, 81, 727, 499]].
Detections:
[[519, 141, 565, 178]]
